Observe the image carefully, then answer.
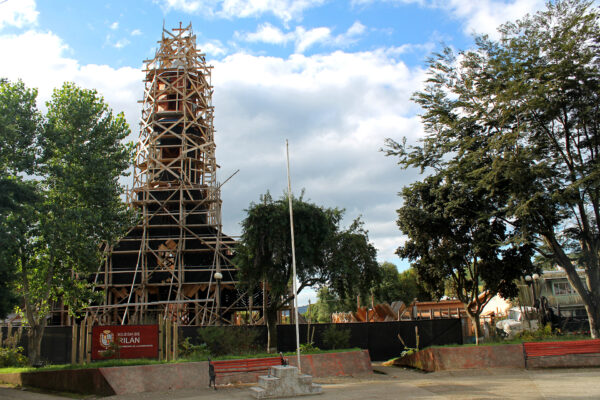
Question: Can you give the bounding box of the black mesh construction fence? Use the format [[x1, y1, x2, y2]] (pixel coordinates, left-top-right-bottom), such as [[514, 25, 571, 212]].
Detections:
[[2, 319, 461, 364], [277, 319, 463, 361], [1, 326, 72, 365]]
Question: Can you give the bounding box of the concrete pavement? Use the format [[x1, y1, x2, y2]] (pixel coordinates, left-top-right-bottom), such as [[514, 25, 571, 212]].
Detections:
[[2, 366, 600, 399]]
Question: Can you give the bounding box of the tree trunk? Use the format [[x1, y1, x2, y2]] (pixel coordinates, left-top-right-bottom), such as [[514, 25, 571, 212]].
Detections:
[[584, 301, 600, 339], [265, 307, 278, 353], [544, 234, 600, 338], [27, 320, 46, 366], [466, 310, 482, 345]]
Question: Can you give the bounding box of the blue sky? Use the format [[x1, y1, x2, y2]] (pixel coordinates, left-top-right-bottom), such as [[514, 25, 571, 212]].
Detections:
[[0, 0, 552, 304]]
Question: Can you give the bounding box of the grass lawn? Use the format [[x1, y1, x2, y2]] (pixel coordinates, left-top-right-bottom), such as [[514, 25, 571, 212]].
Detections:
[[0, 347, 362, 374], [430, 334, 592, 349]]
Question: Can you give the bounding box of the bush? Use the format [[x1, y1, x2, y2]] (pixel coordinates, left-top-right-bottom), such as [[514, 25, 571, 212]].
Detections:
[[517, 323, 555, 342], [178, 337, 210, 360], [322, 325, 350, 350], [196, 326, 260, 356], [299, 342, 320, 353], [0, 346, 28, 367]]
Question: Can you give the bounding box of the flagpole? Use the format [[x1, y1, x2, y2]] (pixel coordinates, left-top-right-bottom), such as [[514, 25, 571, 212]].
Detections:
[[286, 139, 301, 372]]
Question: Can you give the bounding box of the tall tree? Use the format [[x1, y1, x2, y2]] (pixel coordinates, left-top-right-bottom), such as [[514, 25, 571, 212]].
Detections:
[[235, 193, 379, 350], [325, 218, 380, 311], [0, 80, 133, 363], [387, 0, 600, 337], [373, 263, 432, 305], [396, 170, 534, 344], [305, 287, 343, 323], [0, 80, 40, 319]]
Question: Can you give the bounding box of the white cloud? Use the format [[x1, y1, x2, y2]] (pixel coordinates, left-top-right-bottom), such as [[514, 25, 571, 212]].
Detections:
[[241, 23, 295, 45], [159, 0, 326, 23], [0, 21, 425, 269], [238, 21, 367, 53], [199, 40, 227, 56], [0, 0, 38, 30], [294, 26, 331, 52], [211, 49, 427, 263], [110, 21, 119, 30], [114, 38, 131, 48], [0, 30, 143, 138], [440, 0, 545, 38], [131, 29, 143, 36], [352, 0, 546, 39]]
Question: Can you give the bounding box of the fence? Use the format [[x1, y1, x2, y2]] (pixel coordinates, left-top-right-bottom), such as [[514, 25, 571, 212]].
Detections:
[[3, 318, 462, 364], [277, 319, 463, 361]]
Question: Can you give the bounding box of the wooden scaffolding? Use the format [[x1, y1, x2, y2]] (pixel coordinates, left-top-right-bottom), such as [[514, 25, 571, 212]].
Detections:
[[84, 23, 261, 326]]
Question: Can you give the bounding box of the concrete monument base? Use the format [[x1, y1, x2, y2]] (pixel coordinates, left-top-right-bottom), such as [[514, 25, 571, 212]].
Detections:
[[250, 365, 322, 399]]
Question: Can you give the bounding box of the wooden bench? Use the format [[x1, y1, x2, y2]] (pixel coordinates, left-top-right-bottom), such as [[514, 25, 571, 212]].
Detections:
[[208, 355, 287, 388]]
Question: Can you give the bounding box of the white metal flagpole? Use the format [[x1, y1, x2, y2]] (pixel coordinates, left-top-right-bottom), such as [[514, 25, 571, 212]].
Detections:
[[286, 139, 301, 372]]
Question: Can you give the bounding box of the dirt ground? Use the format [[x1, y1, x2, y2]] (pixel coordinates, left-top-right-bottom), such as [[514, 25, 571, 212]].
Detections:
[[2, 365, 600, 399]]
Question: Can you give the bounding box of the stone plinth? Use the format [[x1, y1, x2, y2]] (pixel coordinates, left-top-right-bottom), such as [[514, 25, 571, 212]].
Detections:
[[250, 365, 322, 399]]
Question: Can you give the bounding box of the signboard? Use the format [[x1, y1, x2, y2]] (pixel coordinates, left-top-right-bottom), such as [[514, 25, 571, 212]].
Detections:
[[92, 325, 158, 360]]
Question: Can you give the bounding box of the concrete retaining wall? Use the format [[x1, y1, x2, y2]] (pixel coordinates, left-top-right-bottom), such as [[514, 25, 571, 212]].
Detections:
[[0, 350, 372, 396], [288, 349, 373, 377], [395, 345, 524, 372], [0, 368, 115, 396], [396, 341, 600, 372]]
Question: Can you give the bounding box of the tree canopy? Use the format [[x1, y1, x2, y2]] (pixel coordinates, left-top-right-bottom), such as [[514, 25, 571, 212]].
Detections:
[[373, 262, 432, 306], [0, 80, 133, 362], [235, 192, 379, 349], [387, 0, 600, 338]]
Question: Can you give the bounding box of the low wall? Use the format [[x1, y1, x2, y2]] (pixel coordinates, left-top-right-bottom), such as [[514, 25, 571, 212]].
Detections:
[[288, 350, 372, 377], [396, 340, 600, 372], [0, 368, 114, 396], [0, 350, 372, 396], [395, 345, 524, 372]]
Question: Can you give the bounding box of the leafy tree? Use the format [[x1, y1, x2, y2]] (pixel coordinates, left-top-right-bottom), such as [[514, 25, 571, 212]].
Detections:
[[0, 80, 133, 363], [235, 193, 379, 350], [373, 262, 432, 305], [0, 80, 40, 319], [387, 0, 600, 338], [395, 170, 534, 344], [325, 218, 380, 311], [305, 287, 343, 323]]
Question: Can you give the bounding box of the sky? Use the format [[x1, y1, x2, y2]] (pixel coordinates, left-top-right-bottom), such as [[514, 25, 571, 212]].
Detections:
[[0, 0, 552, 305]]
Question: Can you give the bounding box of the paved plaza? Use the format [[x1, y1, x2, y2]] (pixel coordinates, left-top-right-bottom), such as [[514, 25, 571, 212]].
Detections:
[[2, 366, 600, 399]]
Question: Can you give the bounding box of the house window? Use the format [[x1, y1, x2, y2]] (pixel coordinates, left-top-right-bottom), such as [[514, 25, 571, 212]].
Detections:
[[553, 281, 577, 296]]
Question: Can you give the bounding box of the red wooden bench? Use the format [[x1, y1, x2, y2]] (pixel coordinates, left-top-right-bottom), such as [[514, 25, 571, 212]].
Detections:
[[208, 355, 287, 388], [523, 339, 600, 358]]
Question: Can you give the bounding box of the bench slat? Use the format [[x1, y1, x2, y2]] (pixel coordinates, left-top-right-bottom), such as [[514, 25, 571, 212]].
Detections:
[[212, 357, 283, 374], [524, 340, 600, 358]]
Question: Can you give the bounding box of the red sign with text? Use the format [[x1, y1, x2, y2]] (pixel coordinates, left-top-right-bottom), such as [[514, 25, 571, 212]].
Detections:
[[91, 325, 158, 360]]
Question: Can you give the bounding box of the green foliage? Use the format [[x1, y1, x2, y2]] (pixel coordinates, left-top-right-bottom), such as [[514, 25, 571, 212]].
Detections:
[[304, 287, 343, 323], [322, 325, 350, 350], [0, 80, 135, 363], [386, 0, 600, 338], [299, 342, 320, 353], [326, 218, 381, 310], [0, 346, 28, 367], [178, 337, 210, 360], [235, 192, 379, 347], [516, 324, 556, 342], [196, 327, 260, 357], [373, 263, 432, 305], [235, 192, 340, 301]]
